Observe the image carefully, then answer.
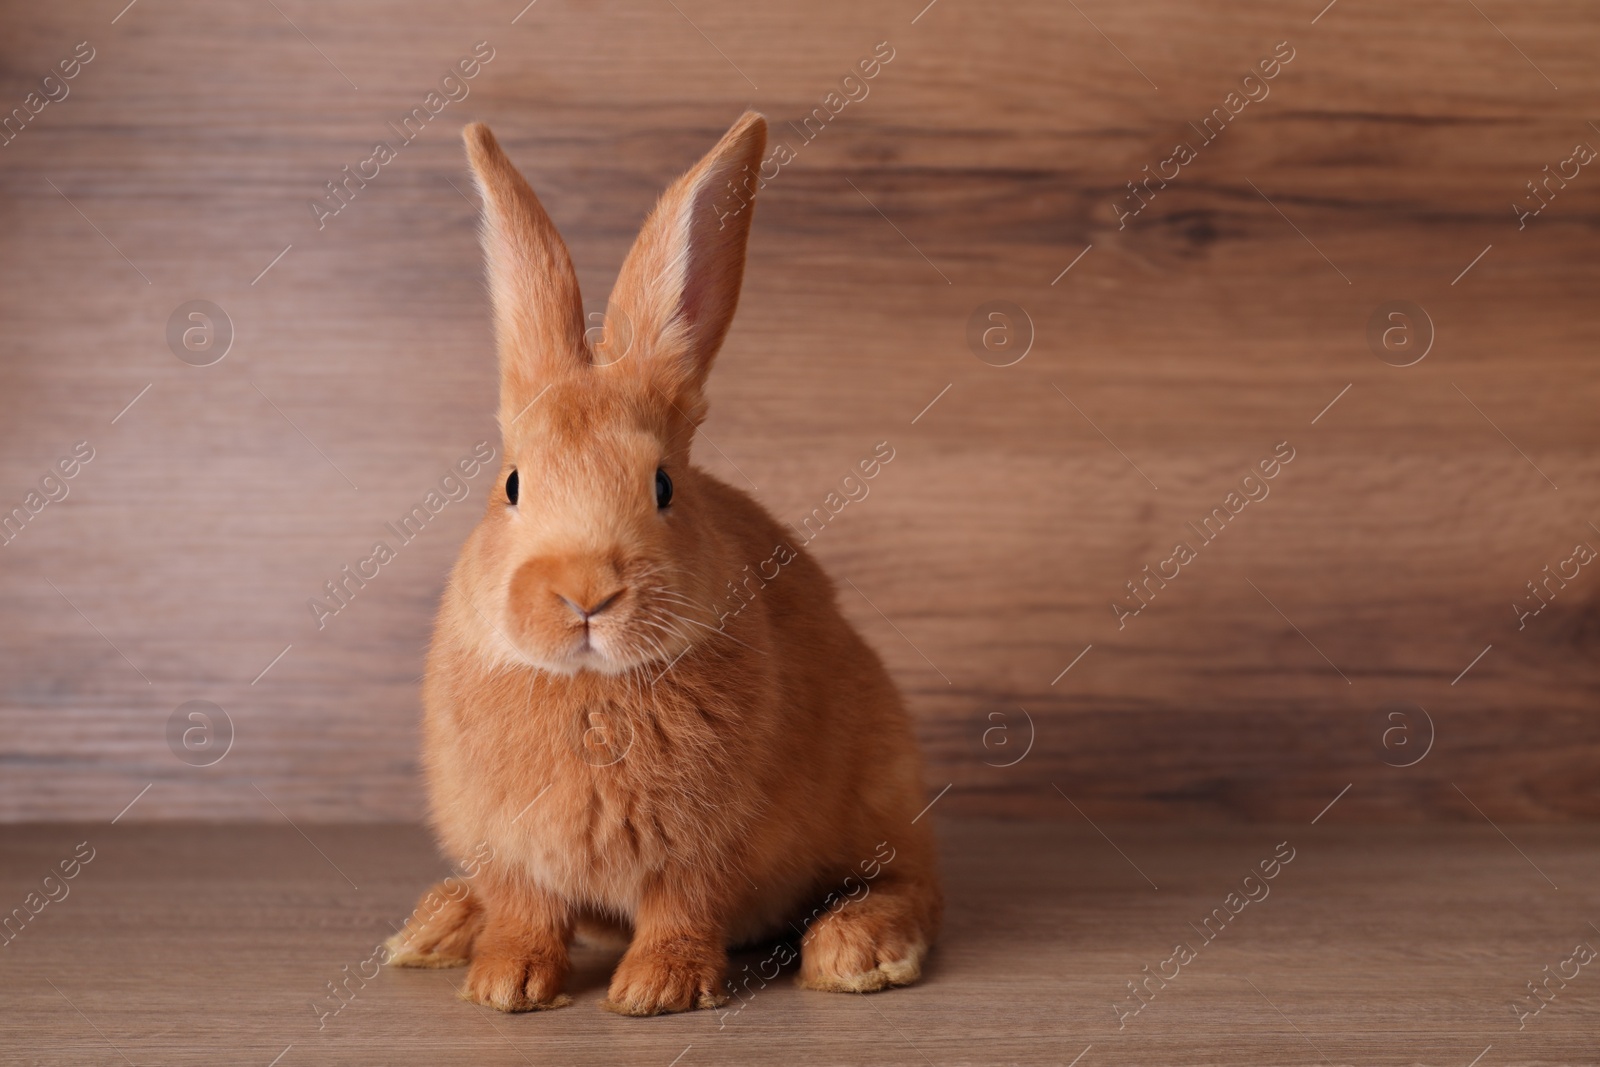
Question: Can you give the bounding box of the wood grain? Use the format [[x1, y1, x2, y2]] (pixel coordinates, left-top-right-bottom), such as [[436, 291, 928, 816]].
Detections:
[[1, 0, 1598, 821], [2, 820, 1598, 1065]]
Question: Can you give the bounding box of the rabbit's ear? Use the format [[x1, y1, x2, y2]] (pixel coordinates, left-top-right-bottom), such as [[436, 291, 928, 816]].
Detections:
[[603, 111, 767, 422], [462, 123, 587, 408]]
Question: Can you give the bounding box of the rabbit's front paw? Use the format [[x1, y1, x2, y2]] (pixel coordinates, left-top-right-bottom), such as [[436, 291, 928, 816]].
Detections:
[[796, 888, 933, 993], [461, 949, 571, 1013], [385, 881, 483, 969], [601, 937, 728, 1016]]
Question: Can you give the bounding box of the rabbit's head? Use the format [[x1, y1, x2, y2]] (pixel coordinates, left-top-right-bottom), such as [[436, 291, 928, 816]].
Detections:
[[457, 113, 767, 676]]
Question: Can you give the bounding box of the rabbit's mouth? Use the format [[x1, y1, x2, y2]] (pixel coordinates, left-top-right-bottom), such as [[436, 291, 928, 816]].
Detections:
[[501, 609, 686, 678], [570, 627, 610, 662], [533, 638, 673, 679]]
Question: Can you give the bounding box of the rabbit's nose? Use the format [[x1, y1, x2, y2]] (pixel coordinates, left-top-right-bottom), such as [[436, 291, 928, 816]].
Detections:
[[558, 589, 624, 621]]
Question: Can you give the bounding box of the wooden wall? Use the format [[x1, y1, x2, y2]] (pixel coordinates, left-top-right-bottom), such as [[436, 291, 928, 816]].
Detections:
[[2, 0, 1597, 822]]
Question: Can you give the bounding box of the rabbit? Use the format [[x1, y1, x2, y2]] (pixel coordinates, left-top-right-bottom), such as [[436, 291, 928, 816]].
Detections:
[[383, 111, 942, 1017]]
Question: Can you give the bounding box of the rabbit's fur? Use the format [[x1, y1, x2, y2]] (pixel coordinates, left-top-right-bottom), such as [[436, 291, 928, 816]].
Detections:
[[386, 113, 941, 1015]]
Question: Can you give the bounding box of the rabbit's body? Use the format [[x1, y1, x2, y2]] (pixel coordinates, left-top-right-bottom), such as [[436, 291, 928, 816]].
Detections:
[[424, 469, 933, 947], [387, 113, 940, 1016]]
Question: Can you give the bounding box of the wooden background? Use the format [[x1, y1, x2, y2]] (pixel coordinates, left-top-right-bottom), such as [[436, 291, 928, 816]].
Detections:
[[2, 0, 1597, 823]]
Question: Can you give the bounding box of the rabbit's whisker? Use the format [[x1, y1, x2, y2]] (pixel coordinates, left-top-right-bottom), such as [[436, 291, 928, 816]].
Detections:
[[660, 608, 766, 656]]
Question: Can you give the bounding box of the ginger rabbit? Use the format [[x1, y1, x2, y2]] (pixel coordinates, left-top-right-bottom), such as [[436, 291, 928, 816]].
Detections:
[[385, 112, 941, 1016]]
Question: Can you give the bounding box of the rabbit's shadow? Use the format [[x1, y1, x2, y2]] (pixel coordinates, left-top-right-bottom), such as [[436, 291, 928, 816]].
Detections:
[[563, 926, 947, 1006], [560, 937, 805, 1002]]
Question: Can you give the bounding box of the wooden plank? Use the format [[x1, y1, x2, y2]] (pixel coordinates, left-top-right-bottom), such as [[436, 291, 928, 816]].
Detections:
[[0, 0, 1597, 820]]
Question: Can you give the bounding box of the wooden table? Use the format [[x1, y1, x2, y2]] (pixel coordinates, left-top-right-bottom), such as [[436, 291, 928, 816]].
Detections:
[[4, 820, 1597, 1065]]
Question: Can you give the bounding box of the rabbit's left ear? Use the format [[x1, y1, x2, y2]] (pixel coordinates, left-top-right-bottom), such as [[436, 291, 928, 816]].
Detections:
[[603, 111, 767, 423]]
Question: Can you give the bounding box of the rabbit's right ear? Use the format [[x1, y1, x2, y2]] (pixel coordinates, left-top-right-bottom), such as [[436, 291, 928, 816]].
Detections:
[[462, 123, 587, 415]]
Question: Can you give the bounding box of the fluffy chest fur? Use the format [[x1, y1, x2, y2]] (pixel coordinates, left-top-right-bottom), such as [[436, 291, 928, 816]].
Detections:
[[422, 636, 778, 916]]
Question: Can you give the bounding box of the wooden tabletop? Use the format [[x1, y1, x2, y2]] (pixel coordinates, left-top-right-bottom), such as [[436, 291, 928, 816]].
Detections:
[[3, 819, 1597, 1065]]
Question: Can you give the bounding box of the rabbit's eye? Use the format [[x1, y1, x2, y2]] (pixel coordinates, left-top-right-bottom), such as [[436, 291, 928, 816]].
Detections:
[[505, 469, 519, 506], [655, 468, 672, 509]]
